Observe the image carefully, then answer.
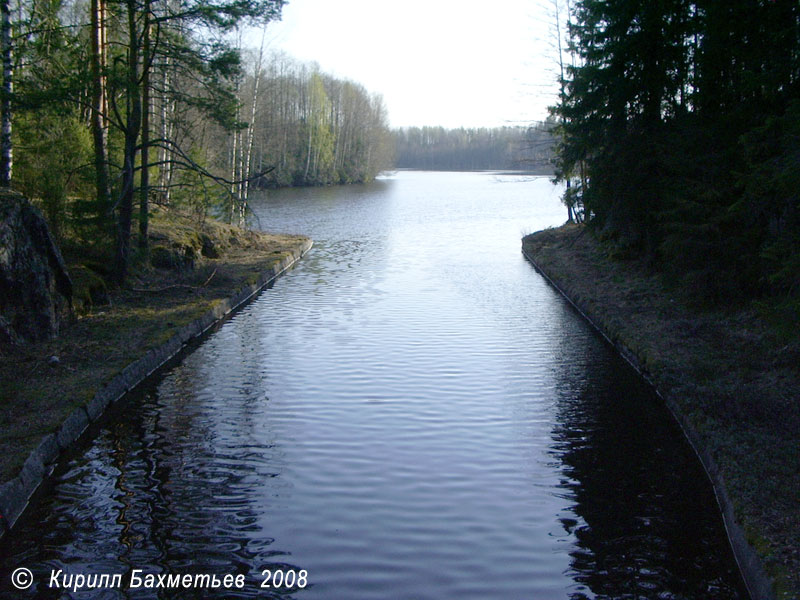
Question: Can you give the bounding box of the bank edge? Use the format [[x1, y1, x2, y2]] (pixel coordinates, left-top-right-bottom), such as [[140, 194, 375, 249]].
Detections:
[[521, 240, 774, 600], [0, 238, 313, 541]]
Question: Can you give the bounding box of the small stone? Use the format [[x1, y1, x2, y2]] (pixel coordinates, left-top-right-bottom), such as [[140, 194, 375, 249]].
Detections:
[[47, 355, 60, 366]]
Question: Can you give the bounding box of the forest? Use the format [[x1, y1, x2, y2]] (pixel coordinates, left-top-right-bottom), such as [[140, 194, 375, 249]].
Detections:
[[393, 124, 554, 173], [0, 0, 393, 284], [241, 51, 394, 190], [552, 0, 800, 319]]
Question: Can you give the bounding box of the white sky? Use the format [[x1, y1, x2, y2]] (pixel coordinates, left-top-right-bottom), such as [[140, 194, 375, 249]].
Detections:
[[249, 0, 562, 129]]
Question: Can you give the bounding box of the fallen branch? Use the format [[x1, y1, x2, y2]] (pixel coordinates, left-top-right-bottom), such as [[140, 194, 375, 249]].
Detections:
[[131, 283, 199, 293], [201, 267, 217, 287], [131, 267, 217, 294]]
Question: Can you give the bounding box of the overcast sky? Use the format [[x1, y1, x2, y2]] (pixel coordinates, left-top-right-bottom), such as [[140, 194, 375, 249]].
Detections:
[[251, 0, 561, 129]]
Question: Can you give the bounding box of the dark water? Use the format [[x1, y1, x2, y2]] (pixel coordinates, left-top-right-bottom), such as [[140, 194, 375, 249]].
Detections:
[[1, 172, 746, 599]]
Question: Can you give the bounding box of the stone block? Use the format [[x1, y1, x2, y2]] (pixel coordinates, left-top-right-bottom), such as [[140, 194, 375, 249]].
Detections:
[[178, 320, 201, 344], [0, 478, 26, 527], [18, 454, 46, 497], [86, 389, 112, 421], [199, 312, 216, 332], [158, 335, 180, 360], [104, 376, 128, 405], [56, 407, 89, 449], [149, 342, 169, 367], [139, 350, 158, 379], [120, 360, 147, 389], [134, 357, 150, 380], [212, 301, 229, 319], [232, 288, 251, 308], [31, 433, 59, 466]]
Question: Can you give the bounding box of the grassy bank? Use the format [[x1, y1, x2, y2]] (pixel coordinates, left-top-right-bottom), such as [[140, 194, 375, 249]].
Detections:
[[523, 224, 799, 599], [0, 207, 310, 484]]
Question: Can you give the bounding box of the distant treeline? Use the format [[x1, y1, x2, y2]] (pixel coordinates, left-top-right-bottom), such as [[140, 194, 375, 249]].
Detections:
[[248, 53, 394, 189], [393, 125, 554, 172], [553, 0, 800, 315]]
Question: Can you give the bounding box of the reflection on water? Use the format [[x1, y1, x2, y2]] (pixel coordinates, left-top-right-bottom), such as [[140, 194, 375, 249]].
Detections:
[[1, 172, 746, 599], [549, 337, 740, 599]]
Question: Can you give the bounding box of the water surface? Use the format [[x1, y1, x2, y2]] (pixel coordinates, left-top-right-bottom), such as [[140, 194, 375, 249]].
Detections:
[[1, 172, 746, 599]]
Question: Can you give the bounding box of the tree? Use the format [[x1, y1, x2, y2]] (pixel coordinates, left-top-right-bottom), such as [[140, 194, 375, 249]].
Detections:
[[237, 25, 268, 224], [551, 0, 579, 222], [3, 0, 391, 280], [303, 71, 334, 183], [552, 0, 800, 303], [1, 0, 12, 186], [104, 0, 286, 283], [9, 0, 95, 239], [90, 0, 110, 221], [228, 52, 393, 189], [555, 0, 695, 247], [138, 0, 152, 249]]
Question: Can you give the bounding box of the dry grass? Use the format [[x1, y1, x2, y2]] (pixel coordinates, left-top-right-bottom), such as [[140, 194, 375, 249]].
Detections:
[[0, 208, 309, 484], [523, 224, 800, 599]]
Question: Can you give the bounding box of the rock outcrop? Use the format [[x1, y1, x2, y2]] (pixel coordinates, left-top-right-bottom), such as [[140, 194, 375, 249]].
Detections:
[[0, 190, 72, 345]]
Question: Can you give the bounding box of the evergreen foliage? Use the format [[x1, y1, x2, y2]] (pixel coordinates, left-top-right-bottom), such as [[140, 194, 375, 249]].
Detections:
[[553, 0, 800, 315]]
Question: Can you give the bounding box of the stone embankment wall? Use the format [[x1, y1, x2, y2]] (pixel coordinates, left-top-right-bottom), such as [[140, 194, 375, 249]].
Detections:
[[522, 231, 774, 600], [0, 239, 312, 540]]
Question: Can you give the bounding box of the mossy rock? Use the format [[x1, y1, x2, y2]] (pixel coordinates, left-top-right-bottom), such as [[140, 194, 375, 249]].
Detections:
[[150, 245, 187, 270], [69, 264, 109, 309], [200, 233, 219, 258]]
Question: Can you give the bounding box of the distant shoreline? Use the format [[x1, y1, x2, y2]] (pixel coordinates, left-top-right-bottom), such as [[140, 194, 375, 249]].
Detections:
[[392, 167, 555, 175]]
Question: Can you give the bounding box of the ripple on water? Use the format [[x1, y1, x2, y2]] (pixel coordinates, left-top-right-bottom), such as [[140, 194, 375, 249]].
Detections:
[[0, 172, 746, 600]]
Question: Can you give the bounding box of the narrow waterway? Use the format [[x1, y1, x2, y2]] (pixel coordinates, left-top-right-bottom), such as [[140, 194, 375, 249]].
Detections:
[[1, 171, 746, 599]]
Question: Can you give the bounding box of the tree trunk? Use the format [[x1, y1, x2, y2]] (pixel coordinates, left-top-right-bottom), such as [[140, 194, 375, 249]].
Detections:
[[138, 0, 151, 250], [90, 0, 111, 214], [227, 28, 242, 223], [229, 88, 239, 223], [240, 26, 267, 227], [1, 0, 13, 186], [566, 179, 574, 223], [115, 0, 141, 284], [304, 118, 312, 182], [158, 53, 175, 205]]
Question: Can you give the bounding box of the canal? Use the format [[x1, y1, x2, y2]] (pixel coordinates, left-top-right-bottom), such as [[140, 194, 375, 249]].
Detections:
[[0, 171, 746, 599]]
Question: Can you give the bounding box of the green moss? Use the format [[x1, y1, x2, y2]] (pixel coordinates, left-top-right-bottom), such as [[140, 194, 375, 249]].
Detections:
[[150, 245, 188, 270], [69, 264, 109, 312]]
